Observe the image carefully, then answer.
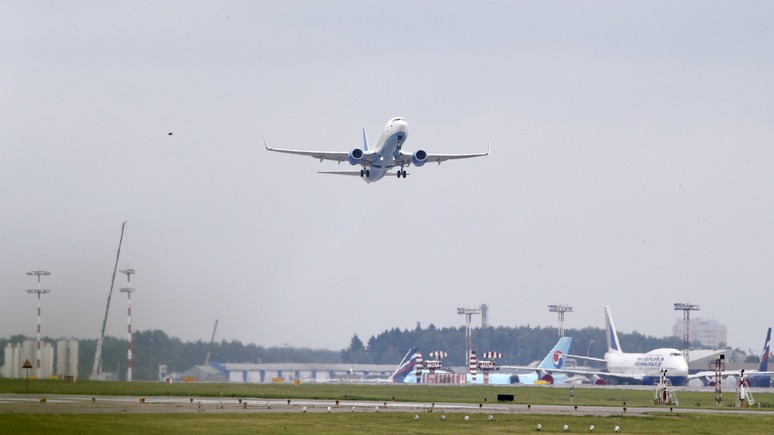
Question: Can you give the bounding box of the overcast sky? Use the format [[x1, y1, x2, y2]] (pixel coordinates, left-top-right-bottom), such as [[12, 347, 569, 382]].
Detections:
[[2, 1, 773, 355]]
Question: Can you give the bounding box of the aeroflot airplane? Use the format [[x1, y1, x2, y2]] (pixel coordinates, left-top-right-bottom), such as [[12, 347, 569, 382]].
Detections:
[[689, 327, 773, 387], [264, 117, 489, 183], [559, 306, 689, 386]]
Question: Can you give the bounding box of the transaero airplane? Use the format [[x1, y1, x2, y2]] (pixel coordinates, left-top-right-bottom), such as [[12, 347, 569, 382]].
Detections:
[[559, 306, 690, 386], [264, 117, 489, 183]]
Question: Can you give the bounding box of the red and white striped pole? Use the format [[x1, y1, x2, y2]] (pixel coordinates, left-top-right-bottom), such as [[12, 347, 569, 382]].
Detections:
[[26, 269, 51, 379], [120, 269, 136, 382]]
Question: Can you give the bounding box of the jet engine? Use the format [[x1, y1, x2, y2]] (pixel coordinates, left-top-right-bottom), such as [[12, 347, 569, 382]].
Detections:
[[540, 374, 554, 385], [412, 150, 428, 167], [348, 148, 364, 166], [591, 375, 606, 385]]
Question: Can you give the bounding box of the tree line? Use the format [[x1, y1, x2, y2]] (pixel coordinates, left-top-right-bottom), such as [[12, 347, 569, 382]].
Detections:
[[1, 325, 723, 381], [344, 324, 688, 367]]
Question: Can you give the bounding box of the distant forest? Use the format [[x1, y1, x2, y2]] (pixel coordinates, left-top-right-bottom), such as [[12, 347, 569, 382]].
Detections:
[[0, 325, 712, 381]]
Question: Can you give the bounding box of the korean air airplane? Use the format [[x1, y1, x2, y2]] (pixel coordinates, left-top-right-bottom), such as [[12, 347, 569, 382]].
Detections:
[[401, 337, 574, 385], [558, 306, 689, 385], [264, 117, 489, 183]]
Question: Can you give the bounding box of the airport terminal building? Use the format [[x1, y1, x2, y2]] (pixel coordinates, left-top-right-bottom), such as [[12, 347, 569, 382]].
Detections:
[[182, 362, 398, 383]]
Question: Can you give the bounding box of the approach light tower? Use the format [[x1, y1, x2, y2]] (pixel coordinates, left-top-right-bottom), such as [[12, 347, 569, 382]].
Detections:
[[457, 307, 481, 365], [674, 302, 700, 363], [26, 268, 51, 379], [548, 305, 573, 339], [119, 268, 136, 381]]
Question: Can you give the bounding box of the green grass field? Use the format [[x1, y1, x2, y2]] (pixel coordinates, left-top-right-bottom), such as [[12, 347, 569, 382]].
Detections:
[[2, 379, 774, 433], [1, 412, 774, 434]]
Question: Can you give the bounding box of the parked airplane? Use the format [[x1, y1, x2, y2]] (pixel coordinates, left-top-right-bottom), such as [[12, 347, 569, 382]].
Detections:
[[559, 306, 689, 385], [689, 327, 772, 387], [401, 337, 575, 385], [264, 117, 489, 183], [387, 347, 420, 383]]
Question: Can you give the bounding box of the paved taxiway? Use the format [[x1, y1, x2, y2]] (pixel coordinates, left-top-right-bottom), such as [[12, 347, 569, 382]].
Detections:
[[2, 394, 773, 417]]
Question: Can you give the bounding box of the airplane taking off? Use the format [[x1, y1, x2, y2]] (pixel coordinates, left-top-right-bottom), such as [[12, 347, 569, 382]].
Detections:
[[559, 306, 689, 385], [264, 117, 489, 183]]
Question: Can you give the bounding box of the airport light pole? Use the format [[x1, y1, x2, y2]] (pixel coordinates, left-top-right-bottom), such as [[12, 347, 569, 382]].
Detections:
[[26, 268, 51, 379], [674, 303, 700, 363], [119, 268, 136, 382], [457, 307, 481, 366], [548, 305, 573, 339]]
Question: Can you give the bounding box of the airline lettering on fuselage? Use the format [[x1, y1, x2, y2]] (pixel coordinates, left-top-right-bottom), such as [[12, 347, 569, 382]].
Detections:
[[633, 356, 664, 368]]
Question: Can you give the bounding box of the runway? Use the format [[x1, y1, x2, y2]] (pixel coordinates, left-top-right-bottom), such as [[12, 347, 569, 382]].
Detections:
[[2, 394, 773, 417]]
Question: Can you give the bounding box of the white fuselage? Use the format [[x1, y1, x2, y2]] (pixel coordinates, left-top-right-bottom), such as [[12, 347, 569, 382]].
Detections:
[[605, 348, 688, 384], [362, 118, 408, 183]]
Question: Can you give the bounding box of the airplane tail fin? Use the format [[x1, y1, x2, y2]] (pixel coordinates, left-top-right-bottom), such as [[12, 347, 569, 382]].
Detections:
[[759, 328, 771, 372], [604, 305, 623, 353], [362, 128, 369, 151], [537, 337, 572, 369], [388, 347, 419, 383]]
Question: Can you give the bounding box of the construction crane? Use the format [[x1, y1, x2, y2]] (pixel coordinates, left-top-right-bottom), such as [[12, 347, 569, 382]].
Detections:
[[204, 319, 218, 366], [91, 221, 126, 380]]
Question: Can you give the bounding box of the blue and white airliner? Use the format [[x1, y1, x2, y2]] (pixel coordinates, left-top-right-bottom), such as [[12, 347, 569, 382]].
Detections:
[[264, 117, 489, 183], [558, 306, 690, 386]]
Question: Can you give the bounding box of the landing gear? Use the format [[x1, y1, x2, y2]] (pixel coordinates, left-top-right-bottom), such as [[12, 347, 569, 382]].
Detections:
[[365, 169, 370, 178], [360, 169, 364, 177]]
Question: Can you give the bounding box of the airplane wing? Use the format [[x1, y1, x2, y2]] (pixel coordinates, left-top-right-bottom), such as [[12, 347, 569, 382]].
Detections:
[[565, 354, 607, 364], [688, 369, 774, 380], [318, 171, 363, 176], [264, 139, 375, 164], [498, 365, 645, 384], [397, 143, 490, 166]]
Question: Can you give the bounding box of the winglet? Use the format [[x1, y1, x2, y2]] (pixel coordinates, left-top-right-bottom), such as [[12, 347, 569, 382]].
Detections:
[[263, 137, 273, 151], [487, 140, 491, 156], [362, 128, 369, 151]]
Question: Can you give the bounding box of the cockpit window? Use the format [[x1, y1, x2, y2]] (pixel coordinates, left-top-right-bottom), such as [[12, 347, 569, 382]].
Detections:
[[391, 117, 405, 122]]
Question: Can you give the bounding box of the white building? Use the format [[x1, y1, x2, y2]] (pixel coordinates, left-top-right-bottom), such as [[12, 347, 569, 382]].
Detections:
[[183, 362, 398, 383], [2, 339, 78, 380], [672, 318, 727, 348], [2, 340, 54, 379]]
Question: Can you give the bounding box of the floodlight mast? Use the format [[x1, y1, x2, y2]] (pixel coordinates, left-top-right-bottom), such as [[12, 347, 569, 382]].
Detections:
[[548, 305, 573, 339], [674, 302, 700, 363], [26, 268, 51, 379], [120, 268, 136, 382]]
